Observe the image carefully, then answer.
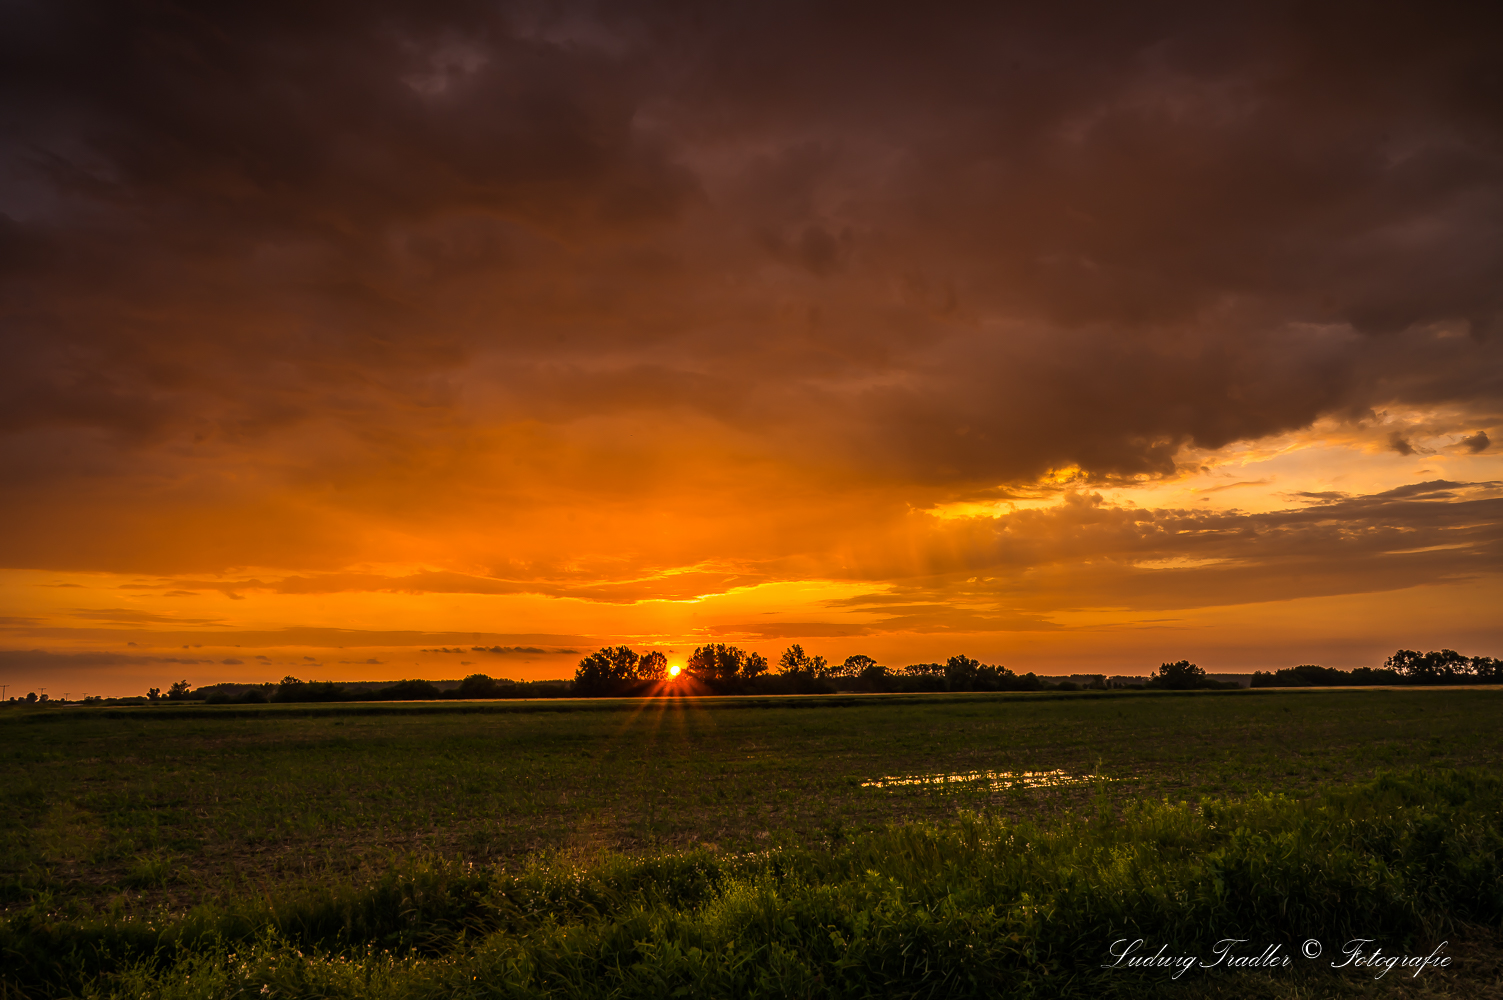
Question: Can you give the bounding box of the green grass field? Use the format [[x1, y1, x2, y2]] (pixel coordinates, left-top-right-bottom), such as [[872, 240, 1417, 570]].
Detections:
[[3, 688, 1502, 997]]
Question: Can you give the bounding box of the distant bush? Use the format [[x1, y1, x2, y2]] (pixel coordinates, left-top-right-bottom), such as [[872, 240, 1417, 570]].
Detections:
[[457, 673, 502, 698], [745, 670, 834, 695], [449, 674, 569, 700], [1252, 664, 1402, 687], [199, 683, 274, 704], [374, 679, 443, 701], [796, 658, 1048, 694], [271, 677, 349, 703], [144, 676, 575, 705]]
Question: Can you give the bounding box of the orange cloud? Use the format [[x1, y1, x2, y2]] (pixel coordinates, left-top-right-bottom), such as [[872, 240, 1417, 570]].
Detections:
[[3, 3, 1502, 694]]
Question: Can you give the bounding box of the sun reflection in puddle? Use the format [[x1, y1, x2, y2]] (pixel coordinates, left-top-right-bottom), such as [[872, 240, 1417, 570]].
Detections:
[[861, 769, 1101, 790]]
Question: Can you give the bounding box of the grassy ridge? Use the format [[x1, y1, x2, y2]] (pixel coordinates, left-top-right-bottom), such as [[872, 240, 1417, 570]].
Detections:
[[3, 769, 1499, 998]]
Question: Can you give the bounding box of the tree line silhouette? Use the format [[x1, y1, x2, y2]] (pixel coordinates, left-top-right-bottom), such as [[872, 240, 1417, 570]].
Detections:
[[1252, 650, 1503, 687], [127, 674, 572, 705], [570, 645, 1503, 697], [572, 643, 1062, 696], [11, 646, 1498, 709]]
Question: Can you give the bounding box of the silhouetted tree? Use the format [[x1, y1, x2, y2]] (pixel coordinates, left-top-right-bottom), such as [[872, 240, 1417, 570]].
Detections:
[[1473, 656, 1503, 683], [974, 662, 1021, 691], [1385, 649, 1422, 678], [458, 673, 500, 698], [1253, 664, 1403, 687], [1348, 666, 1403, 685], [268, 677, 346, 702], [1151, 660, 1207, 689], [1386, 648, 1472, 683], [686, 643, 746, 683], [778, 644, 829, 676], [575, 646, 641, 695], [377, 679, 442, 700], [841, 654, 877, 678], [638, 650, 668, 681], [574, 646, 676, 694], [273, 676, 304, 702], [839, 654, 889, 682], [680, 644, 770, 688], [167, 680, 192, 700], [944, 655, 980, 689]]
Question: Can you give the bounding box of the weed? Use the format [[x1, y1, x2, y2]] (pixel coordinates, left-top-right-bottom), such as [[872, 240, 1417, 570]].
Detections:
[[120, 854, 173, 890]]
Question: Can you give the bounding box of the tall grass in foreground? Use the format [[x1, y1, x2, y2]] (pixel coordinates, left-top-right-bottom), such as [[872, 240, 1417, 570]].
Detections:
[[3, 770, 1500, 998]]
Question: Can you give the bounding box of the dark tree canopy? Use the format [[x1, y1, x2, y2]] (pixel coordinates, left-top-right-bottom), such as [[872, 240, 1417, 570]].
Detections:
[[944, 655, 980, 688], [840, 654, 878, 678], [574, 646, 668, 695], [1386, 648, 1470, 683], [458, 673, 501, 698], [1151, 660, 1207, 690], [638, 650, 669, 682], [778, 644, 829, 676], [685, 644, 767, 683], [1385, 648, 1500, 684]]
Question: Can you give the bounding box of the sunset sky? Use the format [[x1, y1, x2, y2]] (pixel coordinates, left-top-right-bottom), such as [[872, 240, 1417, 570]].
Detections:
[[3, 2, 1501, 696]]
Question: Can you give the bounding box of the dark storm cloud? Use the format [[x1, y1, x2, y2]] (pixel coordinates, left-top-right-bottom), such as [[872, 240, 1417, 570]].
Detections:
[[2, 0, 1502, 572]]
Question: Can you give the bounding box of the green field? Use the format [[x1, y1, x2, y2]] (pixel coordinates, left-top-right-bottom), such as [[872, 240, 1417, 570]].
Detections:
[[3, 688, 1502, 997]]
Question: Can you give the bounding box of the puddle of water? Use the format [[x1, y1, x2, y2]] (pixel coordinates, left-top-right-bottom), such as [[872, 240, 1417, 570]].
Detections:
[[861, 768, 1101, 790]]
